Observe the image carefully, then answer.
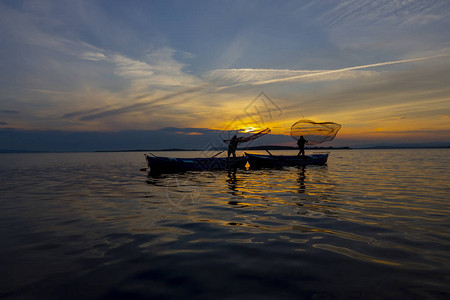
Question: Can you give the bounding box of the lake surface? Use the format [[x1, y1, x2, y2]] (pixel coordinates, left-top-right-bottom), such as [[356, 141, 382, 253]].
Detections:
[[0, 149, 449, 299]]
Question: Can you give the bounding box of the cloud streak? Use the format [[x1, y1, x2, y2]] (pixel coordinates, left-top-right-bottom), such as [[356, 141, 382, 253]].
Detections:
[[78, 84, 208, 121], [64, 52, 450, 123], [319, 0, 449, 27], [214, 53, 450, 90], [0, 109, 20, 114], [207, 68, 377, 86]]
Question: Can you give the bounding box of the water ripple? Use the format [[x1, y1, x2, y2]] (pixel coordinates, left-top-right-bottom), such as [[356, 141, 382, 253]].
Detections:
[[0, 150, 449, 298]]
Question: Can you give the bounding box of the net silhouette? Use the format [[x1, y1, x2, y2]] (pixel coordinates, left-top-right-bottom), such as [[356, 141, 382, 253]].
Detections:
[[290, 119, 341, 145]]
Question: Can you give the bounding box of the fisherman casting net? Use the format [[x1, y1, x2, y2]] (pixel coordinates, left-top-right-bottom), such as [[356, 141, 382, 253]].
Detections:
[[290, 120, 341, 145]]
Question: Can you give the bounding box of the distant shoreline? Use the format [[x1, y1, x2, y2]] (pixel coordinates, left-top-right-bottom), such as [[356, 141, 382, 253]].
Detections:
[[0, 145, 449, 153]]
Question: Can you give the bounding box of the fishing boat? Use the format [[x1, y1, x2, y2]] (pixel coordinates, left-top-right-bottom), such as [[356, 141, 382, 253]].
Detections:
[[245, 153, 328, 168], [145, 154, 248, 173]]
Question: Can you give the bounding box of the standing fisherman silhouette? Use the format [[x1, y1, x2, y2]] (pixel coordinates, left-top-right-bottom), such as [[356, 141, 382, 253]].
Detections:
[[225, 135, 241, 158], [297, 135, 307, 157]]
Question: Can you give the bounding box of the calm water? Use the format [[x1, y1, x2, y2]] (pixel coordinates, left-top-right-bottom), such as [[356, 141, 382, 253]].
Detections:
[[0, 149, 449, 299]]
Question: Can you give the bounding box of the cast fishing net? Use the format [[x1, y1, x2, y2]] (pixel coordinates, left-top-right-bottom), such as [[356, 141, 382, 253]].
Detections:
[[290, 120, 341, 145], [239, 127, 271, 143]]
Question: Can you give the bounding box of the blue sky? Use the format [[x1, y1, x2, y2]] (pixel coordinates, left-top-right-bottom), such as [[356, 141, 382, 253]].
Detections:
[[1, 0, 449, 150]]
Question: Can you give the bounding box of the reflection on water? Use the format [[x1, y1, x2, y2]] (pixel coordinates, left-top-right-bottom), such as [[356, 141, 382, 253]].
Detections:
[[0, 150, 449, 299], [298, 165, 306, 193]]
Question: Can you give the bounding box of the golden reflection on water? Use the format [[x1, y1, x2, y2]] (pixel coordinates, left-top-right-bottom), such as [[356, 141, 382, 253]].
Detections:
[[56, 150, 450, 270], [2, 151, 449, 298], [313, 244, 403, 267]]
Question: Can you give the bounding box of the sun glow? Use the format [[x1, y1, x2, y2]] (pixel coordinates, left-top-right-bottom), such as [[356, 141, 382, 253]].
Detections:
[[243, 127, 256, 133]]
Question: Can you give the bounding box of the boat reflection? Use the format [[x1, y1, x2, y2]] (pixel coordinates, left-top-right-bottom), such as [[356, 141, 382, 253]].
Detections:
[[226, 169, 244, 205], [224, 165, 331, 209], [225, 166, 317, 195], [144, 163, 335, 218], [298, 166, 306, 194], [226, 169, 238, 186]]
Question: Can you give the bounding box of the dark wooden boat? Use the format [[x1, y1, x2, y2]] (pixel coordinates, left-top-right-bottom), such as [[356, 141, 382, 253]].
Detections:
[[245, 153, 328, 168], [145, 154, 248, 173]]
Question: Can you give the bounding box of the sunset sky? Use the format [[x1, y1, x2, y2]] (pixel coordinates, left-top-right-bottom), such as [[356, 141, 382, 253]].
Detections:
[[1, 0, 449, 150]]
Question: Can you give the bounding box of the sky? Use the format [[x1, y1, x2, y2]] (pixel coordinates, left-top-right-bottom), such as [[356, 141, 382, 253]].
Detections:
[[1, 0, 450, 150]]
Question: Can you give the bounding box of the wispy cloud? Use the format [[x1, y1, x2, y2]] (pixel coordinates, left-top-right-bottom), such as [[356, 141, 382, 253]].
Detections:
[[81, 51, 107, 61], [207, 68, 377, 86], [64, 52, 450, 123], [77, 84, 208, 121], [62, 107, 112, 119], [76, 46, 201, 91], [110, 49, 200, 90], [319, 0, 449, 27], [210, 53, 450, 90], [59, 46, 206, 122], [0, 109, 20, 114], [216, 33, 250, 68]]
